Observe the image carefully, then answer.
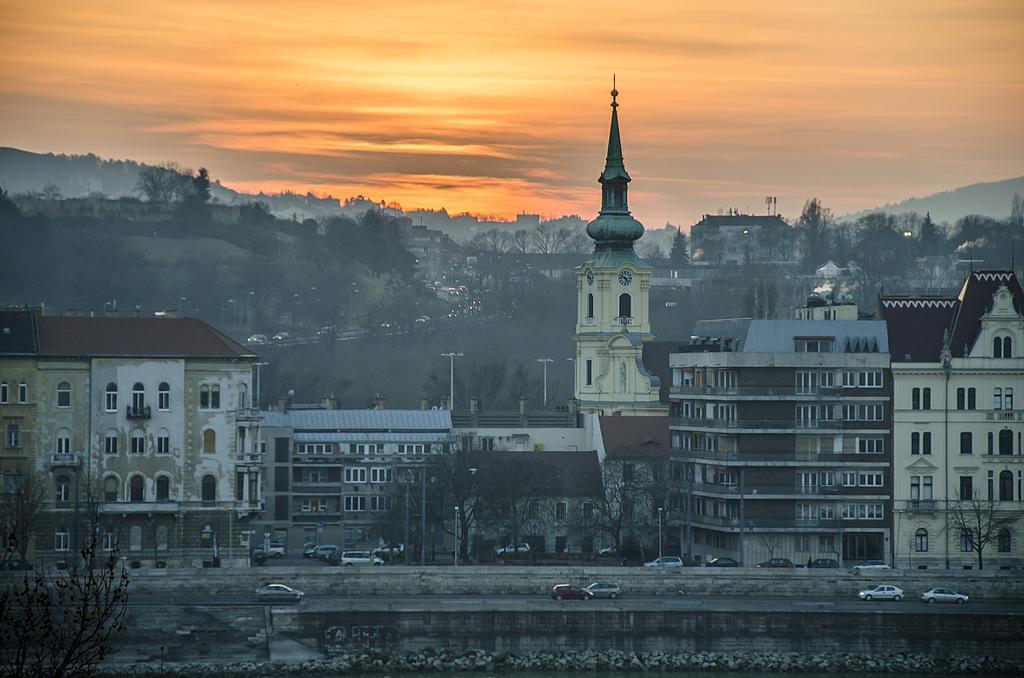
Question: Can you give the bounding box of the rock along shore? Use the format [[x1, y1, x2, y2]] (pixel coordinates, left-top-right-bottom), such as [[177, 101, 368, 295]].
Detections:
[[98, 649, 1024, 675]]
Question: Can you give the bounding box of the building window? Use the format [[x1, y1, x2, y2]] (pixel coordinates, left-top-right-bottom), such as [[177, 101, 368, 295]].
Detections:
[[55, 474, 71, 502], [922, 388, 931, 409], [0, 382, 6, 403], [5, 423, 19, 449], [370, 495, 391, 511], [618, 292, 632, 319], [201, 475, 216, 502], [56, 381, 71, 408], [585, 359, 592, 386], [999, 470, 1013, 501], [202, 429, 216, 454], [911, 432, 920, 455], [1004, 336, 1013, 358], [105, 431, 118, 455], [370, 467, 392, 483], [960, 531, 973, 552], [211, 384, 220, 409], [56, 429, 70, 455], [105, 383, 118, 411], [922, 476, 933, 499], [915, 528, 928, 552], [55, 527, 70, 552], [103, 476, 118, 502], [994, 336, 1012, 358], [960, 432, 973, 455], [586, 293, 594, 318], [397, 444, 424, 455], [238, 383, 248, 409], [157, 432, 170, 455], [158, 382, 170, 410], [129, 475, 145, 502], [994, 388, 1003, 410], [102, 531, 117, 552], [912, 388, 920, 410], [968, 388, 976, 410], [344, 495, 366, 511], [156, 525, 168, 551], [999, 429, 1013, 455], [130, 430, 145, 455], [957, 388, 965, 410], [17, 382, 26, 403], [583, 501, 593, 520], [131, 382, 145, 412], [1006, 388, 1014, 410], [344, 467, 367, 483], [156, 475, 170, 501], [923, 432, 932, 455], [998, 528, 1011, 553], [199, 384, 209, 408], [858, 472, 883, 487], [555, 502, 567, 520], [959, 476, 973, 501], [129, 525, 142, 552]]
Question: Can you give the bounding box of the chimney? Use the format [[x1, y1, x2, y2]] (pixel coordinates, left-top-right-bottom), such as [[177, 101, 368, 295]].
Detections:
[[469, 397, 479, 414], [420, 396, 430, 410], [277, 398, 289, 413], [322, 396, 338, 410], [440, 396, 450, 411], [519, 397, 528, 415], [368, 394, 387, 410]]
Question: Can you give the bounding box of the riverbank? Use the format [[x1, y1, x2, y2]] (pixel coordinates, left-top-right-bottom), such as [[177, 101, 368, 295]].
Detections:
[[96, 649, 1024, 676]]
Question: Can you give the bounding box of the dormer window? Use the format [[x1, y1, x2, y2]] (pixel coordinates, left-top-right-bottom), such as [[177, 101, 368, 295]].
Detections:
[[994, 335, 1013, 358], [795, 338, 833, 353]]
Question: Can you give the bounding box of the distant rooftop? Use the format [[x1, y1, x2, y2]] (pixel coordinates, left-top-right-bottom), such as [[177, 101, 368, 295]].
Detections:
[[690, 319, 889, 354]]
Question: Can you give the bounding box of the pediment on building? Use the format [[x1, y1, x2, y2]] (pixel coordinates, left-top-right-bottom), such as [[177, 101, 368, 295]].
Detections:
[[906, 457, 938, 472]]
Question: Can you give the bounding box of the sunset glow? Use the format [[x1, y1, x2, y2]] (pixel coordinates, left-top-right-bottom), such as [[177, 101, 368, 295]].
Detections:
[[1, 0, 1022, 225]]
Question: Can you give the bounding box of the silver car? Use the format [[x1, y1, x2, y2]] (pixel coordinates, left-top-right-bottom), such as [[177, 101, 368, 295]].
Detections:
[[852, 559, 891, 571], [644, 556, 684, 568], [585, 582, 622, 599], [254, 584, 304, 603], [920, 587, 968, 604], [858, 585, 903, 601]]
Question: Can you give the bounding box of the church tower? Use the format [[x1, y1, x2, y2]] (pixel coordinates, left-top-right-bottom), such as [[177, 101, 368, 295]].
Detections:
[[574, 84, 665, 416]]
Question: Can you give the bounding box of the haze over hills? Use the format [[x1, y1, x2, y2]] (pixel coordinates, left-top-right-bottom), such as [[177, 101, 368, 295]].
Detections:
[[2, 147, 1021, 233]]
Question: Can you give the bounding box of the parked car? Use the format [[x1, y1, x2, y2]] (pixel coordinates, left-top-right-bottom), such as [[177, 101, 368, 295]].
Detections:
[[597, 545, 618, 557], [333, 550, 384, 566], [704, 557, 740, 568], [246, 334, 268, 345], [306, 544, 339, 560], [551, 584, 593, 601], [920, 588, 968, 604], [755, 558, 795, 568], [585, 582, 622, 599], [853, 560, 891, 571], [371, 544, 404, 559], [644, 556, 684, 568], [807, 558, 840, 569], [302, 542, 318, 558], [253, 544, 285, 559], [254, 584, 304, 602], [859, 585, 903, 601], [495, 543, 531, 556]]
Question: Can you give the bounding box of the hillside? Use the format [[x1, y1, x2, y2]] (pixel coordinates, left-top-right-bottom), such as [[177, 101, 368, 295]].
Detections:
[[843, 176, 1024, 224]]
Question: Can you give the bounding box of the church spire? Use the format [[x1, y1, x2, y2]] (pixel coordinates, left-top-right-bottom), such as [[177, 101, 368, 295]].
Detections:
[[605, 76, 624, 170]]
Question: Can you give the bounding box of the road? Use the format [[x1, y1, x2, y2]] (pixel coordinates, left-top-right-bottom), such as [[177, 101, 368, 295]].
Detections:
[[126, 592, 1024, 614]]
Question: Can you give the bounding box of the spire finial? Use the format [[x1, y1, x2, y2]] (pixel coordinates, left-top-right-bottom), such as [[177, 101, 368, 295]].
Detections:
[[611, 74, 618, 108]]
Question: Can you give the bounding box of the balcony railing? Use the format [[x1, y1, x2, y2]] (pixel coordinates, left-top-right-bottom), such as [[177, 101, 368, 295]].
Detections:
[[670, 385, 848, 398], [985, 411, 1023, 422], [126, 405, 152, 419], [235, 407, 262, 421], [99, 500, 179, 514], [903, 499, 937, 513], [688, 482, 843, 496], [671, 448, 890, 464], [671, 417, 886, 432], [49, 453, 81, 468]]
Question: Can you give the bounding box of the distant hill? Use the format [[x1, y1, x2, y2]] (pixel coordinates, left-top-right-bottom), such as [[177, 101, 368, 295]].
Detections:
[[843, 176, 1024, 225]]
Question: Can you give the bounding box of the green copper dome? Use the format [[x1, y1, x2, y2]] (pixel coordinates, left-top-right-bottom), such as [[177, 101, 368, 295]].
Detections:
[[586, 83, 645, 248]]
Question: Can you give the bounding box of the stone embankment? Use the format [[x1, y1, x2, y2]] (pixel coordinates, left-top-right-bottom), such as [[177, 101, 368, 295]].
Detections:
[[94, 649, 1024, 676]]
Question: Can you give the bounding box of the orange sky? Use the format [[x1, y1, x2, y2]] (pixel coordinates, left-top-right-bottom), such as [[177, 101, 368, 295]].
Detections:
[[1, 0, 1022, 226]]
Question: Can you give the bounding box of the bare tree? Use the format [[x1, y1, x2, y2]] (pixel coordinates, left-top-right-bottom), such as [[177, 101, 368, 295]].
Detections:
[[476, 454, 559, 554], [590, 462, 656, 559], [759, 533, 784, 561], [509, 229, 530, 255], [134, 163, 192, 202], [0, 533, 129, 678], [0, 472, 47, 567], [949, 494, 1022, 570]]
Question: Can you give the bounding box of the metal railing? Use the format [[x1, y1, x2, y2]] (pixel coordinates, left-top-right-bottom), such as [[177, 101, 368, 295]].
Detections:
[[126, 405, 152, 419]]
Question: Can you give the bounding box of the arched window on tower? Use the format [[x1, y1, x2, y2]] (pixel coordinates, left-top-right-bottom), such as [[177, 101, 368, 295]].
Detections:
[[915, 528, 928, 552], [618, 293, 632, 320], [1004, 336, 1013, 358], [586, 293, 594, 319], [994, 336, 1004, 358]]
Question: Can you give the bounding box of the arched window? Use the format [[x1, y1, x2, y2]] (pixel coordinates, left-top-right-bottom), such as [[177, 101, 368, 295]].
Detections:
[[130, 429, 145, 455], [999, 470, 1013, 501], [994, 336, 1004, 358], [1000, 429, 1013, 455], [129, 525, 142, 552], [618, 293, 632, 319], [56, 381, 71, 407], [202, 429, 216, 454], [156, 429, 170, 455], [211, 384, 221, 408], [238, 383, 248, 409], [156, 525, 169, 552], [1003, 336, 1013, 358], [129, 475, 145, 502], [55, 429, 71, 455], [55, 474, 71, 503], [156, 475, 170, 501], [105, 383, 118, 412], [915, 528, 928, 552], [998, 528, 1011, 553], [201, 475, 216, 502], [586, 293, 594, 319], [103, 475, 119, 502], [131, 382, 145, 412], [199, 384, 210, 409], [158, 382, 170, 410]]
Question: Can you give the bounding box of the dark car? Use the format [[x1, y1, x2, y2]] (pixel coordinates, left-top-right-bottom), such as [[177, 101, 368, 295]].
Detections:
[[755, 558, 795, 568], [807, 558, 840, 569], [551, 584, 594, 601], [705, 557, 740, 567]]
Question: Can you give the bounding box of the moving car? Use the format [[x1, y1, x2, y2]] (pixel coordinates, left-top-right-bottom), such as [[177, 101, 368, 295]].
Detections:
[[598, 545, 618, 557], [272, 332, 290, 342], [755, 558, 795, 568], [920, 588, 968, 604], [495, 543, 531, 556], [644, 556, 684, 568], [551, 584, 593, 601], [246, 334, 268, 345], [254, 584, 304, 603], [859, 585, 903, 601], [807, 558, 840, 569], [334, 550, 384, 566], [704, 557, 740, 568], [853, 560, 891, 571], [585, 582, 622, 599]]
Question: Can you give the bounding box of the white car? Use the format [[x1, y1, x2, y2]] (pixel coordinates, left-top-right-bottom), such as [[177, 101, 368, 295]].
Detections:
[[336, 550, 384, 566], [246, 334, 268, 345], [852, 559, 891, 571], [859, 585, 903, 601], [495, 543, 531, 555], [254, 544, 285, 558], [254, 584, 303, 602], [920, 588, 968, 604], [644, 556, 684, 568]]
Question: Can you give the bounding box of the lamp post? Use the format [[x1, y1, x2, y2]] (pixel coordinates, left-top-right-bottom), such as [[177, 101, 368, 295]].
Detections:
[[403, 470, 413, 565], [903, 230, 913, 272], [537, 358, 553, 407], [441, 352, 463, 410], [454, 506, 460, 567], [658, 507, 664, 560]]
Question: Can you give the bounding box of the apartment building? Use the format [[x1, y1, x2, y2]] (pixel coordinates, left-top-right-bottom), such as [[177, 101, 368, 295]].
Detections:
[[668, 317, 892, 565]]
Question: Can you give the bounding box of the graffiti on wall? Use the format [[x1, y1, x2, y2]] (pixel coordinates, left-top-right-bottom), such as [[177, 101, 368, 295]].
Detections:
[[324, 624, 398, 653]]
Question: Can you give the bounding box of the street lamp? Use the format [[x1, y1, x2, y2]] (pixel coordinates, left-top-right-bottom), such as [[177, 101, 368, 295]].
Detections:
[[658, 507, 664, 559], [537, 358, 553, 407], [454, 506, 460, 567], [441, 352, 463, 410], [903, 230, 913, 272]]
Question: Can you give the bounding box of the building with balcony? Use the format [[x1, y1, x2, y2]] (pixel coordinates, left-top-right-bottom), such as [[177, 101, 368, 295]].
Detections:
[[883, 270, 1024, 570], [257, 404, 454, 551], [668, 317, 892, 565], [1, 310, 261, 567]]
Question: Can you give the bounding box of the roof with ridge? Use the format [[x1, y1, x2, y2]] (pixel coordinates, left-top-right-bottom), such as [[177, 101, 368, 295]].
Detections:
[[36, 316, 254, 358]]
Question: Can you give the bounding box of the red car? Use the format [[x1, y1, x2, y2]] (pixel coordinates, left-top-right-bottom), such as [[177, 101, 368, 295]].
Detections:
[[755, 558, 795, 568], [551, 584, 594, 601]]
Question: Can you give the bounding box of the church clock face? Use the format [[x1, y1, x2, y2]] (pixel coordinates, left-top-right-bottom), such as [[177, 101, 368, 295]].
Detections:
[[618, 270, 632, 286], [586, 270, 594, 286]]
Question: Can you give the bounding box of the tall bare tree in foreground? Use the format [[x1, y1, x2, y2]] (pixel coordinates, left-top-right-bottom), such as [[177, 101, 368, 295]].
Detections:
[[949, 494, 1022, 571], [0, 473, 46, 567]]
